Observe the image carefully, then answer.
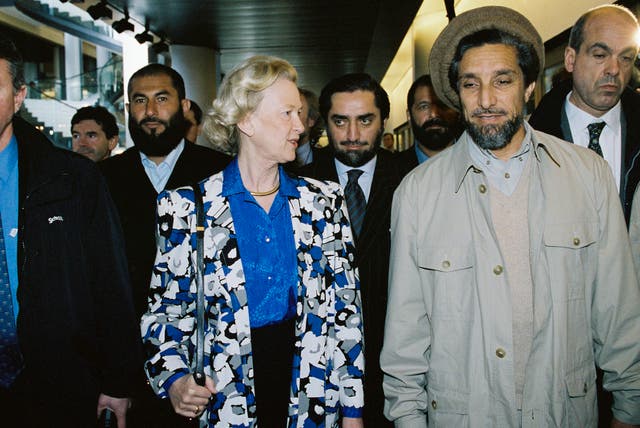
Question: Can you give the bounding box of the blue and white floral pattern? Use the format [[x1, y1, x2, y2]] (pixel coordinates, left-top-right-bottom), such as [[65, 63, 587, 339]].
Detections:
[[141, 171, 364, 428]]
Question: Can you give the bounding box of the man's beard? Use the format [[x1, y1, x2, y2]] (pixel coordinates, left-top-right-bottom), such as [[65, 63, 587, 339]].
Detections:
[[129, 108, 187, 157], [465, 108, 523, 151], [330, 128, 382, 167], [411, 116, 456, 152]]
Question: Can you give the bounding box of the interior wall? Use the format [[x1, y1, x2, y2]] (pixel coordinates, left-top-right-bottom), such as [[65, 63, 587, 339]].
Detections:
[[382, 0, 616, 136]]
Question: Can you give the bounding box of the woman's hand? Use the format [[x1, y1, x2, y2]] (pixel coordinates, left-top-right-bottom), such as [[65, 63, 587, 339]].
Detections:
[[168, 374, 217, 418], [342, 416, 364, 428]]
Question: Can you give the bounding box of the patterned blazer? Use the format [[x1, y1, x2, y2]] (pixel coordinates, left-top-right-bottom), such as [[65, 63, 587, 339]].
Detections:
[[141, 170, 364, 428]]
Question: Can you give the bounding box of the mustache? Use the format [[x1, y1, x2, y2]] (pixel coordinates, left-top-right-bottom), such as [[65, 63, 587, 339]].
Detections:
[[597, 75, 620, 87], [471, 108, 508, 117], [140, 116, 169, 126], [421, 118, 449, 130], [339, 140, 367, 147]]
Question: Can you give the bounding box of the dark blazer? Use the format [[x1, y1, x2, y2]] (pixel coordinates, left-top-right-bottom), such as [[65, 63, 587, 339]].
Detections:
[[528, 80, 640, 224], [299, 147, 402, 428], [396, 145, 420, 177], [9, 116, 141, 425], [99, 143, 231, 318]]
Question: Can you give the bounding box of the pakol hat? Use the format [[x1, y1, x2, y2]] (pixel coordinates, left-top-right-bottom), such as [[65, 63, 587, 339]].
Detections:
[[428, 6, 544, 110]]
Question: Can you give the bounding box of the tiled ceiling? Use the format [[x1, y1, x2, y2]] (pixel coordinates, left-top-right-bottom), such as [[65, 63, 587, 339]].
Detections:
[[105, 0, 423, 93]]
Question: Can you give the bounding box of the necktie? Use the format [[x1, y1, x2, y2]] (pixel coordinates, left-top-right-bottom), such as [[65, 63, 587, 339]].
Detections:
[[0, 211, 22, 388], [345, 169, 366, 238], [587, 122, 606, 157]]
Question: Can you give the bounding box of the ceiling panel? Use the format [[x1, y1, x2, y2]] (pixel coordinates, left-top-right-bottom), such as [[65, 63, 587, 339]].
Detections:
[[106, 0, 422, 93]]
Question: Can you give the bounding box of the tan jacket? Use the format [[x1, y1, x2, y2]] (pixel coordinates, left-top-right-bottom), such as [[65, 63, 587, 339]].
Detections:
[[381, 126, 640, 427]]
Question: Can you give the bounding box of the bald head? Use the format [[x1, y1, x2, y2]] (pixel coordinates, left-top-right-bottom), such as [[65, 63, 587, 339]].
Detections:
[[565, 5, 640, 116]]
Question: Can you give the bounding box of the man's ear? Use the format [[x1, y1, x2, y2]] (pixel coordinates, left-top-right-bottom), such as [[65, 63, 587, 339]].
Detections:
[[524, 81, 536, 103], [564, 46, 576, 73], [108, 136, 119, 151], [181, 98, 191, 115], [13, 85, 26, 113]]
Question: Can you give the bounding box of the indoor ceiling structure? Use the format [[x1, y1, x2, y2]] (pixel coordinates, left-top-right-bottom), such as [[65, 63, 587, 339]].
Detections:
[[100, 0, 424, 93]]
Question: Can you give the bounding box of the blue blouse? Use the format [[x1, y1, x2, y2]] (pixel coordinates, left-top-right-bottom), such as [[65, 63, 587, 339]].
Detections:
[[223, 158, 299, 328]]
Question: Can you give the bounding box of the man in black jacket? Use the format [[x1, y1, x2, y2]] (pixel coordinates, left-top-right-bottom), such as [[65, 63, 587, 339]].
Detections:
[[0, 36, 141, 427], [529, 5, 640, 224], [397, 74, 460, 176], [300, 73, 402, 428], [99, 63, 230, 427]]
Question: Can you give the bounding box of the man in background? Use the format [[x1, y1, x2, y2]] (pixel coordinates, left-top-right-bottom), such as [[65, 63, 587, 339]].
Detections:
[[396, 74, 460, 174], [99, 63, 230, 427], [301, 73, 401, 428], [529, 4, 640, 224], [382, 131, 395, 151], [0, 35, 140, 427], [71, 105, 119, 162], [184, 99, 203, 144], [288, 88, 323, 170]]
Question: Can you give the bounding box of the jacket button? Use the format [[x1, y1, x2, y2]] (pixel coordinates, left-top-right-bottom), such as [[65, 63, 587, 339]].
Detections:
[[496, 348, 506, 358], [583, 383, 588, 393], [573, 237, 580, 246], [442, 260, 451, 269], [478, 184, 487, 194], [431, 400, 437, 410], [493, 265, 503, 275]]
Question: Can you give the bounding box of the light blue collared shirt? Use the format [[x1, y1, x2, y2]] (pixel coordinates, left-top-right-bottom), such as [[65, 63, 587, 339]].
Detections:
[[140, 141, 185, 193], [414, 141, 430, 164], [467, 123, 533, 196], [335, 155, 377, 202], [0, 135, 19, 320]]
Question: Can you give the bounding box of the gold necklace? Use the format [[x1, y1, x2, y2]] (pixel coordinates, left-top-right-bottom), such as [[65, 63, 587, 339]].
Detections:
[[250, 182, 280, 197]]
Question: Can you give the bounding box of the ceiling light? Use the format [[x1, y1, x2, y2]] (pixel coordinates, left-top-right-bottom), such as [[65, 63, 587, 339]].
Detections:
[[87, 1, 112, 20], [135, 30, 153, 44], [112, 13, 134, 33], [152, 39, 169, 54]]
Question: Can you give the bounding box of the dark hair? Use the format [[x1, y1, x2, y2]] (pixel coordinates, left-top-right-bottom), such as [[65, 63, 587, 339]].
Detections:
[[448, 28, 540, 92], [71, 106, 119, 139], [299, 87, 324, 142], [407, 74, 433, 110], [569, 5, 638, 52], [0, 34, 24, 91], [319, 73, 390, 123], [189, 100, 203, 125], [127, 63, 186, 100]]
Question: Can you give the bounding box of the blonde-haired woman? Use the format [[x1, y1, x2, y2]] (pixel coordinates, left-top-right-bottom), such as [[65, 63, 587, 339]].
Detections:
[[141, 55, 364, 428]]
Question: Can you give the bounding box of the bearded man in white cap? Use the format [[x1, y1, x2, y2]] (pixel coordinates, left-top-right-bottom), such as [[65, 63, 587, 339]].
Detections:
[[380, 6, 640, 427]]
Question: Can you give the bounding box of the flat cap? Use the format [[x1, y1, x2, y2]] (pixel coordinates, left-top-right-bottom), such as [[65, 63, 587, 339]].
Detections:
[[428, 6, 544, 110]]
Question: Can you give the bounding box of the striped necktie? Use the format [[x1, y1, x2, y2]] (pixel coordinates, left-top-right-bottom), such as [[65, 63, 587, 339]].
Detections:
[[345, 169, 366, 238], [587, 122, 606, 157]]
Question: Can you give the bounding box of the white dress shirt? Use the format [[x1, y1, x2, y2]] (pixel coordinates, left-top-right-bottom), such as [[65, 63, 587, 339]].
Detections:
[[334, 155, 377, 202], [565, 93, 622, 191]]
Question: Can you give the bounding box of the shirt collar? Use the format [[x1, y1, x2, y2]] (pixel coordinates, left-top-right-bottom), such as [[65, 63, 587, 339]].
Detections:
[[414, 140, 430, 164], [334, 153, 377, 177], [467, 123, 532, 164], [139, 140, 185, 170], [0, 135, 18, 185], [222, 157, 300, 198], [454, 122, 556, 192], [565, 91, 622, 136]]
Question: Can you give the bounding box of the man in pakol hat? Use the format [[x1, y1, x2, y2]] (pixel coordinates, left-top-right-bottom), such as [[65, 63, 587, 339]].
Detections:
[[380, 6, 640, 427]]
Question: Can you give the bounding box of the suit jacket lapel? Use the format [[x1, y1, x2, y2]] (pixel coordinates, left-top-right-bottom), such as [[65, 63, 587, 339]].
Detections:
[[358, 155, 394, 252], [166, 142, 192, 190]]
